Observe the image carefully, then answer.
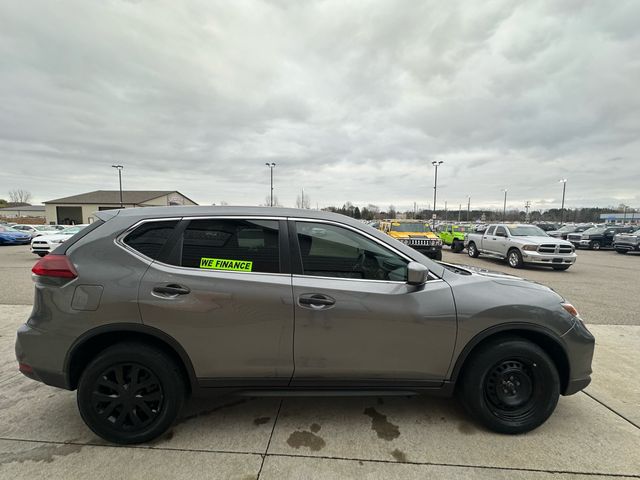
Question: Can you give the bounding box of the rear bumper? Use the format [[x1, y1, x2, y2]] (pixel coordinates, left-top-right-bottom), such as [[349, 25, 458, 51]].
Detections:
[[15, 323, 70, 390]]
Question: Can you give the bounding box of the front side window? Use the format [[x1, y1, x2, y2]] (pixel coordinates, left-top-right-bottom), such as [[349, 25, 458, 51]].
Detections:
[[296, 222, 408, 281], [495, 226, 507, 236], [180, 219, 280, 273], [123, 220, 178, 260]]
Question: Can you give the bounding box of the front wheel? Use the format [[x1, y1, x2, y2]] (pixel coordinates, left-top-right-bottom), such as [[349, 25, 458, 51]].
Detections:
[[451, 240, 464, 253], [77, 342, 186, 444], [459, 338, 560, 434], [615, 249, 627, 254], [467, 242, 479, 258], [429, 250, 442, 261], [552, 265, 571, 271], [507, 249, 524, 269], [590, 241, 601, 250], [36, 252, 47, 257]]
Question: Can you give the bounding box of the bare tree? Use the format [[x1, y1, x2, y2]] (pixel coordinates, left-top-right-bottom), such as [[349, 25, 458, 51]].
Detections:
[[9, 189, 32, 205], [296, 193, 311, 209], [263, 195, 282, 207]]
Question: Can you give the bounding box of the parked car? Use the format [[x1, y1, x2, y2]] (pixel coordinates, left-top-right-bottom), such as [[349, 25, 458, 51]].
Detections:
[[12, 224, 60, 238], [436, 224, 468, 253], [379, 219, 443, 260], [567, 226, 636, 250], [613, 228, 640, 254], [30, 224, 89, 257], [16, 207, 594, 444], [0, 225, 32, 245], [465, 224, 576, 270], [547, 224, 593, 240]]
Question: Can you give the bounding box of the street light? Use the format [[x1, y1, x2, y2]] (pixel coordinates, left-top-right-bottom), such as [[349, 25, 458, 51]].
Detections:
[[501, 189, 508, 221], [467, 195, 471, 222], [111, 165, 124, 208], [559, 179, 567, 226], [431, 160, 443, 228], [265, 163, 276, 207]]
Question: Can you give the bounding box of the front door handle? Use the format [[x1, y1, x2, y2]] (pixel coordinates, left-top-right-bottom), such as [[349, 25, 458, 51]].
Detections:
[[298, 294, 336, 309], [153, 284, 191, 296]]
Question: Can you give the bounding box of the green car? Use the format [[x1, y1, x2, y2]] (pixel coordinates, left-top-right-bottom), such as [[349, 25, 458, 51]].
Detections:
[[437, 224, 469, 253]]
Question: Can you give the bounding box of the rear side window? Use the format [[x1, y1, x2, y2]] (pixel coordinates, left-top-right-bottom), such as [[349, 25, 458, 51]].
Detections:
[[180, 219, 280, 273], [123, 220, 178, 260]]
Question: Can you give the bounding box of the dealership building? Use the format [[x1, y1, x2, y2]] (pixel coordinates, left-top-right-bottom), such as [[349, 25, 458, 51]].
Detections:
[[0, 205, 46, 219], [44, 190, 198, 224]]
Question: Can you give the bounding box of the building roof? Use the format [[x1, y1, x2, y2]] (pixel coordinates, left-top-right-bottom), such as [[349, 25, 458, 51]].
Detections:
[[0, 205, 46, 212], [45, 190, 192, 205]]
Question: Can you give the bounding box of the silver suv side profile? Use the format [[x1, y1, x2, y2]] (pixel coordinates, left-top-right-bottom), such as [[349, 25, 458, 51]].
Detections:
[[15, 207, 595, 444]]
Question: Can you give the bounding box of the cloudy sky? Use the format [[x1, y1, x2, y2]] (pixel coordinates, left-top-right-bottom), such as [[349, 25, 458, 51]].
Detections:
[[1, 0, 638, 212]]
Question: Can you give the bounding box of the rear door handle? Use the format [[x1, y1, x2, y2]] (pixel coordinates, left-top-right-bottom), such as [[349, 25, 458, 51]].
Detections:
[[153, 284, 191, 296], [298, 294, 336, 309]]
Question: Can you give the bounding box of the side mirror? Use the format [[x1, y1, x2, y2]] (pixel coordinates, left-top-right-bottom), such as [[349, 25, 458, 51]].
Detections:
[[407, 261, 429, 285]]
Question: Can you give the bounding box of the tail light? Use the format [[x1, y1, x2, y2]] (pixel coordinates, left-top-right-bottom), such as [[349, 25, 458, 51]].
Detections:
[[32, 254, 78, 279]]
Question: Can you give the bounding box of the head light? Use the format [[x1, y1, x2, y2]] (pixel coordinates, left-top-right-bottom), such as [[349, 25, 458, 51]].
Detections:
[[522, 245, 538, 251]]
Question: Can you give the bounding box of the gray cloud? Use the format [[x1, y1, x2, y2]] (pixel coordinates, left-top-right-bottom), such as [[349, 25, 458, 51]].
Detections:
[[0, 0, 638, 212]]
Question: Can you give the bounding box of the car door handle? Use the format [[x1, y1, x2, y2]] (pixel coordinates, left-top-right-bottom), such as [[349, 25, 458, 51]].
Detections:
[[298, 294, 336, 308], [152, 284, 191, 296]]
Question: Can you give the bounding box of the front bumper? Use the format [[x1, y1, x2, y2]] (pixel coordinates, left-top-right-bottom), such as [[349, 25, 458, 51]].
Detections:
[[520, 251, 577, 266], [613, 242, 640, 251], [561, 318, 595, 396]]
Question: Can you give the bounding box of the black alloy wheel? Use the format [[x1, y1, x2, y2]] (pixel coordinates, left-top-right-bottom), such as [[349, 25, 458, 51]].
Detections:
[[78, 343, 185, 444], [90, 363, 163, 431]]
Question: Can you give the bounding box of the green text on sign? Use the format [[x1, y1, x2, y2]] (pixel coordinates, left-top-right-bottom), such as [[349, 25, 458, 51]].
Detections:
[[199, 257, 253, 272]]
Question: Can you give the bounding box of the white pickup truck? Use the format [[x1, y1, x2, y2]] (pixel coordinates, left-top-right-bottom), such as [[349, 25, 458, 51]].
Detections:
[[464, 223, 577, 270]]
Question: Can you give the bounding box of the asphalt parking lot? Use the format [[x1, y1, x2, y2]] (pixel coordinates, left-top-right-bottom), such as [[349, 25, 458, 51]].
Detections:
[[0, 245, 638, 479]]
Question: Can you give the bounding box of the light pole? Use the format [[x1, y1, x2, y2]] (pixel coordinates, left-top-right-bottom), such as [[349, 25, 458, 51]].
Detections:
[[432, 160, 443, 228], [501, 189, 508, 221], [265, 163, 276, 206], [559, 179, 567, 226], [111, 165, 124, 208], [467, 195, 471, 222]]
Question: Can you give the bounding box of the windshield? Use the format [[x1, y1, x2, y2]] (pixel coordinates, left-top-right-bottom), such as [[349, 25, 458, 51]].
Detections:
[[0, 226, 20, 232], [34, 225, 58, 231], [390, 223, 432, 233], [582, 227, 605, 235], [557, 226, 575, 232], [507, 226, 547, 237], [61, 226, 83, 235]]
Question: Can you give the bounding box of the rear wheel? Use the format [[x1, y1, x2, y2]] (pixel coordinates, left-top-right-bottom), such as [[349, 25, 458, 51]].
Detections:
[[468, 242, 479, 258], [459, 338, 560, 434], [77, 343, 185, 444], [451, 240, 464, 253], [507, 249, 524, 269]]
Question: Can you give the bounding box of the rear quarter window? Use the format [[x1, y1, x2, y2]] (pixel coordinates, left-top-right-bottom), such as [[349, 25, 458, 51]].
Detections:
[[123, 220, 178, 259]]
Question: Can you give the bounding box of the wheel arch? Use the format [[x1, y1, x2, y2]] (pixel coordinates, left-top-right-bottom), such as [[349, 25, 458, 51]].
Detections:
[[64, 323, 198, 393], [450, 324, 571, 395]]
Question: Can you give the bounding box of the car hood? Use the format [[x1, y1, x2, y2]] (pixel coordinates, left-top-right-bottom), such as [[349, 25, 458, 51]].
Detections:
[[446, 263, 563, 299], [32, 233, 73, 242], [0, 231, 31, 238], [512, 235, 573, 245]]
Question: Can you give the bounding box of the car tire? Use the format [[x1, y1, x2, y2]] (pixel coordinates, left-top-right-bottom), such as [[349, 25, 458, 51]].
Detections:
[[77, 342, 185, 445], [37, 252, 47, 257], [467, 242, 479, 258], [552, 265, 571, 271], [507, 249, 524, 269], [590, 241, 601, 250], [451, 241, 464, 253], [459, 337, 560, 434], [615, 249, 627, 254], [430, 250, 443, 261]]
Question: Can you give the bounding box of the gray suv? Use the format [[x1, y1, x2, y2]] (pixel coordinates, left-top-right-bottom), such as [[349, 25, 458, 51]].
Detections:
[[15, 207, 595, 444]]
